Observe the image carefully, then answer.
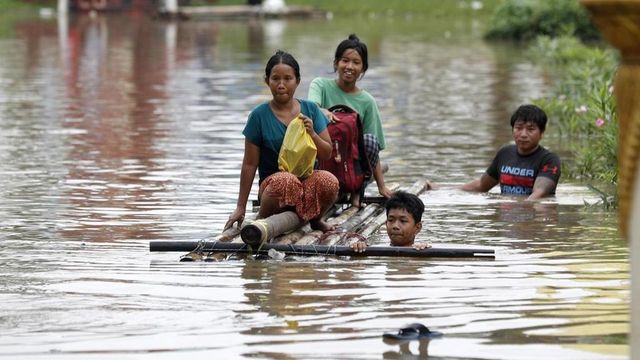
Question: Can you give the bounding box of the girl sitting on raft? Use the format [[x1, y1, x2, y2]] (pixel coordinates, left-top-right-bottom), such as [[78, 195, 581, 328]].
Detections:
[[308, 34, 393, 206]]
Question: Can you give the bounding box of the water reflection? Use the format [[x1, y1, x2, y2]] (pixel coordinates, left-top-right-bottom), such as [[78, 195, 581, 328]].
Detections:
[[383, 338, 433, 359], [0, 11, 628, 359], [58, 15, 173, 241]]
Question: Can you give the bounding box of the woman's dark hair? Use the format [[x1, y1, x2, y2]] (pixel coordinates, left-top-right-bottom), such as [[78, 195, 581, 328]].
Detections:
[[385, 191, 424, 223], [510, 104, 548, 132], [333, 34, 369, 75], [265, 50, 301, 81]]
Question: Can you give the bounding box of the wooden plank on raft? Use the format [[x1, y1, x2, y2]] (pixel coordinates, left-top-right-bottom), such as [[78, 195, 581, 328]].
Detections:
[[318, 205, 381, 246], [273, 223, 311, 245], [293, 183, 401, 245], [293, 206, 360, 245], [271, 204, 341, 244], [319, 180, 429, 246]]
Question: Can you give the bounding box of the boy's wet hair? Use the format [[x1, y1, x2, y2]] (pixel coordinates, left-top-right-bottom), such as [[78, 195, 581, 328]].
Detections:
[[509, 104, 548, 132], [333, 34, 369, 75], [265, 50, 301, 81], [385, 191, 424, 223]]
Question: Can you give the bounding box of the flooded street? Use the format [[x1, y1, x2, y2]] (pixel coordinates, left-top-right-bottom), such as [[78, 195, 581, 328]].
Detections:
[[0, 11, 628, 359]]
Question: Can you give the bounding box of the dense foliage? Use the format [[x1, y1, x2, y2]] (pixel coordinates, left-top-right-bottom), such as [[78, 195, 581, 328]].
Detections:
[[485, 0, 599, 41], [531, 35, 618, 204]]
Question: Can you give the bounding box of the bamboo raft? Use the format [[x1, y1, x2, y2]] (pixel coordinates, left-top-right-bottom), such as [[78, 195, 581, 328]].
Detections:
[[149, 179, 495, 260]]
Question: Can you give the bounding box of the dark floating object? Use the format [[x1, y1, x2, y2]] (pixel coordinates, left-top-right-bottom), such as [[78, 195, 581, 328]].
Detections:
[[150, 241, 494, 258], [383, 323, 443, 342]]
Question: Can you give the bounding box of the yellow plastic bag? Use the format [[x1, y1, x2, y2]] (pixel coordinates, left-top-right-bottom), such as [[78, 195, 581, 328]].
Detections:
[[278, 114, 317, 179]]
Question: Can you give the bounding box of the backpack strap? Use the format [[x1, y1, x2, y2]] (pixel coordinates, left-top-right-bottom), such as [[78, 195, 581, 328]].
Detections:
[[328, 104, 357, 114]]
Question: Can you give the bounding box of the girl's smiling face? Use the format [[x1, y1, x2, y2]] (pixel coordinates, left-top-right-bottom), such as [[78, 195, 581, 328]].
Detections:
[[335, 48, 363, 84]]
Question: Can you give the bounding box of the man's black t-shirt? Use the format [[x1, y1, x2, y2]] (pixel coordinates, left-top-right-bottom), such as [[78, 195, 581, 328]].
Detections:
[[486, 144, 561, 196]]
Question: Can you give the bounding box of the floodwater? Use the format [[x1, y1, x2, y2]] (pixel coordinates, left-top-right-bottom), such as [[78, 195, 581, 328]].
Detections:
[[0, 11, 628, 359]]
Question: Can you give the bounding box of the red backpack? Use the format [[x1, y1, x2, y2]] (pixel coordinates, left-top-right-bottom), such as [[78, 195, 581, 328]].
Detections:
[[318, 104, 371, 193]]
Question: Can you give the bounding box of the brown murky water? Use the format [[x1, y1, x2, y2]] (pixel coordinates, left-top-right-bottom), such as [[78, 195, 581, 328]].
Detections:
[[0, 11, 628, 359]]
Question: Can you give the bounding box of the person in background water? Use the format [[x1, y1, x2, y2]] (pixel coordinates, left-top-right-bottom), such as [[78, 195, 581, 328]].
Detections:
[[225, 50, 339, 232], [351, 191, 430, 252], [308, 34, 393, 207], [461, 104, 561, 200]]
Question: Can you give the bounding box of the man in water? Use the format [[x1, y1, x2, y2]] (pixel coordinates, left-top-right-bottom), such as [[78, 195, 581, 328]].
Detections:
[[461, 104, 561, 200]]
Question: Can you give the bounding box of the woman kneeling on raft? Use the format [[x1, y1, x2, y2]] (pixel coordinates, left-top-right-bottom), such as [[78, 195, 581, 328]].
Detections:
[[225, 50, 339, 232]]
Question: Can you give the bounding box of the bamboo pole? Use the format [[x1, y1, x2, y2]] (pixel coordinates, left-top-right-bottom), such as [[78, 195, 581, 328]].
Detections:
[[218, 227, 241, 242], [271, 204, 341, 244], [215, 213, 257, 242], [151, 241, 495, 258], [273, 223, 311, 244], [240, 211, 304, 246], [272, 197, 388, 244], [320, 205, 382, 246], [359, 211, 389, 238], [294, 206, 360, 245]]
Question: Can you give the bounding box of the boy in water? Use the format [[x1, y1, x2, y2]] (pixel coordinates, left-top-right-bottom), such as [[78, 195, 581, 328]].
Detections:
[[351, 191, 430, 252], [462, 104, 561, 200]]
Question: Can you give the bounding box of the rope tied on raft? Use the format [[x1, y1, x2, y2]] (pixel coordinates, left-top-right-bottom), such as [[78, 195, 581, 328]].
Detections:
[[317, 229, 367, 245], [179, 236, 217, 261], [183, 230, 367, 260]]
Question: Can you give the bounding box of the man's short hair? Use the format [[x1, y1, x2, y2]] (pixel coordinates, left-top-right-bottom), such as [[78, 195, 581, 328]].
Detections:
[[385, 191, 424, 223], [510, 104, 548, 132]]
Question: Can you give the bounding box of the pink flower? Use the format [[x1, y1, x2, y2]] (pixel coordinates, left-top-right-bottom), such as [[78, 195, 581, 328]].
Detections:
[[575, 105, 588, 114], [595, 118, 605, 128]]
